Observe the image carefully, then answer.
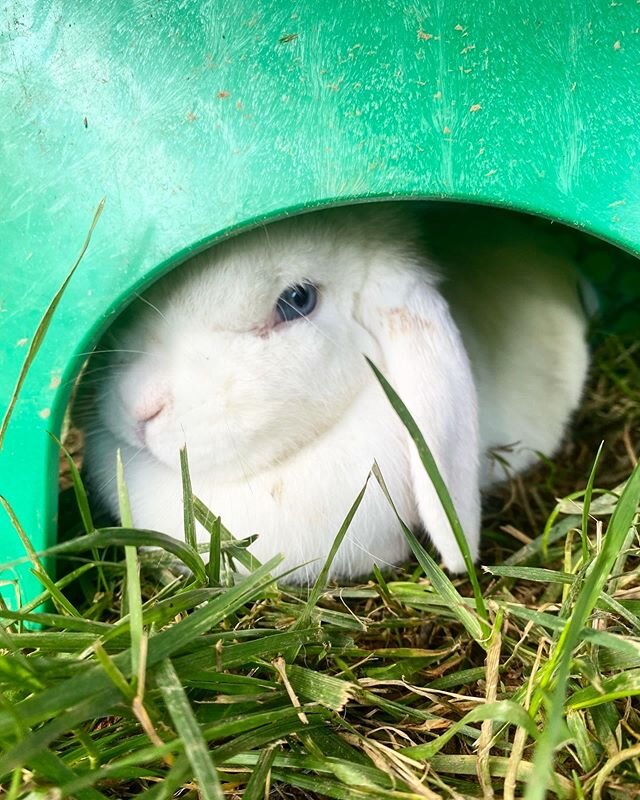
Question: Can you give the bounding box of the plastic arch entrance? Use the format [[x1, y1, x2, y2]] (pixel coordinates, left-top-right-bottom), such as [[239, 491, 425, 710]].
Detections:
[[1, 0, 639, 606]]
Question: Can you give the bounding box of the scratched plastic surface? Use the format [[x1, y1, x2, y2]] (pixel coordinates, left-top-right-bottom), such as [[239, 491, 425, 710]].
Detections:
[[1, 0, 639, 607]]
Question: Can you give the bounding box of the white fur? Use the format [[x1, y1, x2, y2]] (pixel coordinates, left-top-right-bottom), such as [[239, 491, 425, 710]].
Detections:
[[80, 205, 588, 582], [439, 233, 590, 487]]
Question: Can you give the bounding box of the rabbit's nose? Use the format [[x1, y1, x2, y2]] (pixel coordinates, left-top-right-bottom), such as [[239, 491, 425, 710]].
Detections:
[[139, 402, 165, 424], [132, 390, 168, 422], [133, 395, 168, 445]]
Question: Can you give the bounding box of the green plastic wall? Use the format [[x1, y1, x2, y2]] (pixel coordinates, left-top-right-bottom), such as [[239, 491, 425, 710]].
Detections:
[[1, 0, 639, 607]]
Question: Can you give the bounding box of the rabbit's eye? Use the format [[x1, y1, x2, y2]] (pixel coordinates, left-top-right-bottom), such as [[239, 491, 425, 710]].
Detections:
[[275, 282, 318, 322]]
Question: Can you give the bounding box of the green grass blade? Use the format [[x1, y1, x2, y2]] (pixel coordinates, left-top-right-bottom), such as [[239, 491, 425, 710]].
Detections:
[[50, 433, 95, 534], [27, 750, 109, 800], [401, 699, 538, 760], [0, 608, 113, 633], [581, 442, 604, 562], [0, 685, 122, 775], [208, 514, 221, 586], [193, 495, 261, 573], [504, 516, 580, 567], [50, 433, 109, 593], [242, 743, 278, 800], [525, 457, 640, 799], [180, 447, 198, 553], [597, 592, 640, 636], [208, 713, 327, 767], [484, 566, 575, 585], [373, 463, 489, 646], [93, 643, 136, 702], [0, 496, 81, 617], [16, 563, 98, 616], [172, 629, 326, 676], [137, 754, 191, 800], [367, 358, 487, 623], [1, 527, 208, 584], [0, 657, 43, 693], [117, 451, 143, 681], [428, 755, 574, 798], [5, 769, 21, 800], [59, 746, 185, 797], [267, 769, 420, 800], [505, 603, 640, 659], [296, 472, 370, 630], [568, 667, 640, 710], [429, 666, 487, 691], [155, 658, 224, 800], [284, 664, 356, 711], [0, 198, 105, 449], [566, 710, 597, 772], [25, 568, 83, 618]]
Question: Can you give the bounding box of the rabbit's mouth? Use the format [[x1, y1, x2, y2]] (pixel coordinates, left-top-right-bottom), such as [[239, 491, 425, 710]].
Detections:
[[134, 402, 167, 447]]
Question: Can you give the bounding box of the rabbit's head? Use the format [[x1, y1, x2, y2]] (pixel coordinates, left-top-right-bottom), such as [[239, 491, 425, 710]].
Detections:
[[85, 204, 481, 573]]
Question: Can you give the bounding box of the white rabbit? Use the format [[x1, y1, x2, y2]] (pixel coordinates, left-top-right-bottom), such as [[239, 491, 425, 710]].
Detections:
[[80, 204, 589, 582]]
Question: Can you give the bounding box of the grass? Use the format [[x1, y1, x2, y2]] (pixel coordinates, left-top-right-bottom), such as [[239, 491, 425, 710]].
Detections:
[[0, 333, 637, 798]]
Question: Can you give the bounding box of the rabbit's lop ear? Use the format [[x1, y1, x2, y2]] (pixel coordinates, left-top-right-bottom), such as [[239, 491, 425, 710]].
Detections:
[[357, 267, 481, 572]]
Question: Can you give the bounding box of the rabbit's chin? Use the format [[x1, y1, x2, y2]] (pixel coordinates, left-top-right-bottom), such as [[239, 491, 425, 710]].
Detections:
[[132, 432, 290, 483]]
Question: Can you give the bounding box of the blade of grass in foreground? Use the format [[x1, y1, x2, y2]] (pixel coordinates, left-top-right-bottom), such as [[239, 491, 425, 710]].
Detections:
[[0, 497, 81, 618], [155, 658, 223, 800], [49, 434, 94, 534], [208, 513, 221, 585], [367, 358, 487, 624], [49, 433, 107, 593], [117, 451, 143, 681], [242, 743, 278, 800], [179, 448, 198, 553], [567, 667, 640, 710], [0, 557, 283, 742], [540, 443, 604, 560], [581, 441, 603, 562], [0, 198, 105, 449], [193, 496, 261, 574], [484, 566, 575, 585], [373, 463, 489, 646], [525, 457, 640, 800], [0, 528, 208, 584], [28, 749, 109, 800], [401, 699, 539, 760], [295, 472, 371, 631]]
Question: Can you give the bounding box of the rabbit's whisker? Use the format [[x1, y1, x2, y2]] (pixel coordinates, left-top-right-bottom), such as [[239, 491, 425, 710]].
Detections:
[[133, 292, 169, 323], [96, 444, 147, 495]]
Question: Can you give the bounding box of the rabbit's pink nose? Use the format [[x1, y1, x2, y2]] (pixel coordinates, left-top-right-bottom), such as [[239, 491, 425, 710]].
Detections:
[[134, 397, 167, 444], [138, 401, 165, 424]]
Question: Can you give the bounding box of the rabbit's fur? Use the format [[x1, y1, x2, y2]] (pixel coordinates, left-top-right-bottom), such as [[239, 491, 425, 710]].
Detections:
[[80, 204, 589, 581]]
